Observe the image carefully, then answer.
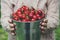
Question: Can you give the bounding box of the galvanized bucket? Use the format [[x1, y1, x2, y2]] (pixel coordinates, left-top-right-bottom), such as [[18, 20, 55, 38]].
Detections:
[[13, 20, 41, 40]]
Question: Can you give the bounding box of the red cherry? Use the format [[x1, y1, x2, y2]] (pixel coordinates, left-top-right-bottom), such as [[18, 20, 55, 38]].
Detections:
[[35, 11, 39, 14], [27, 20, 30, 22], [14, 16, 19, 21], [36, 14, 40, 17], [18, 20, 21, 22], [24, 10, 30, 15], [14, 18, 17, 20], [33, 15, 37, 19], [29, 13, 33, 18], [25, 17, 29, 21], [30, 10, 35, 14], [41, 13, 45, 18], [31, 18, 35, 21], [38, 10, 42, 14], [18, 14, 22, 18], [25, 7, 29, 10], [17, 11, 21, 15], [22, 14, 26, 19], [17, 8, 21, 12], [38, 16, 42, 19], [21, 5, 29, 11], [12, 13, 17, 18], [22, 19, 26, 22]]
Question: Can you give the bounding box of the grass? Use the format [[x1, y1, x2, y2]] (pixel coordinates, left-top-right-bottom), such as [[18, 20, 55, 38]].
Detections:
[[0, 25, 8, 40], [55, 26, 60, 40]]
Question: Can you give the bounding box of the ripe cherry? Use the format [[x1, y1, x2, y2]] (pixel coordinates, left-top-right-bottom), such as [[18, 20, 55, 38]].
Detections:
[[17, 11, 21, 15], [38, 10, 42, 14], [31, 18, 35, 21], [25, 17, 29, 21], [41, 13, 45, 18], [22, 14, 26, 19], [14, 16, 19, 21], [33, 15, 37, 20], [12, 13, 17, 18], [36, 14, 40, 17], [35, 11, 39, 14], [30, 10, 35, 14], [22, 19, 27, 22], [18, 20, 21, 22], [24, 10, 30, 15], [18, 13, 22, 18], [17, 8, 21, 12], [21, 5, 29, 11], [38, 16, 42, 20], [29, 13, 33, 18]]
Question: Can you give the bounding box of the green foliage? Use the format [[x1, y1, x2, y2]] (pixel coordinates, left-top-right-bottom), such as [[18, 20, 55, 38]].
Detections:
[[0, 26, 8, 40], [55, 27, 60, 40]]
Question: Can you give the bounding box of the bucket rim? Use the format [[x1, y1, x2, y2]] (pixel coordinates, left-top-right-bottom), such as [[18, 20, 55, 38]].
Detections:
[[13, 19, 42, 23]]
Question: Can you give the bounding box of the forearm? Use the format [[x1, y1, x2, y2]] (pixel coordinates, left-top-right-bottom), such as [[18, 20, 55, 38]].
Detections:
[[1, 0, 12, 32], [1, 17, 10, 32], [46, 0, 59, 30]]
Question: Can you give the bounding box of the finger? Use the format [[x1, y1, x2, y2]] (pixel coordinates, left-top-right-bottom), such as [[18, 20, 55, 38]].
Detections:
[[40, 28, 46, 33], [43, 19, 48, 23], [41, 30, 45, 33], [8, 19, 13, 23], [11, 32, 16, 36], [40, 26, 44, 30], [40, 26, 47, 30], [40, 22, 42, 25], [10, 28, 15, 31], [10, 27, 16, 32], [14, 23, 16, 26], [9, 23, 15, 28], [40, 28, 45, 33], [41, 22, 47, 27]]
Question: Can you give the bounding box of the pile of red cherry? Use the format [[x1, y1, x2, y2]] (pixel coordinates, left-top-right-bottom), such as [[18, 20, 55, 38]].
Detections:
[[12, 5, 45, 22]]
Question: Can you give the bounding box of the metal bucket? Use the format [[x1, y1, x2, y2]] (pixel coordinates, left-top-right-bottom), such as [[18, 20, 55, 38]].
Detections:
[[13, 20, 41, 40]]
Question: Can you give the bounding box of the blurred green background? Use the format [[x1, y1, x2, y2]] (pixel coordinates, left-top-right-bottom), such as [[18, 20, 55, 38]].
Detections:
[[0, 1, 60, 40]]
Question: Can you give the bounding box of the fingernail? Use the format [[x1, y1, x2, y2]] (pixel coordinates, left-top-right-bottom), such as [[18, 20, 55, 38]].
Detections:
[[10, 24, 14, 26], [41, 26, 44, 29], [11, 28, 14, 31], [11, 33, 15, 36], [14, 23, 16, 26], [43, 19, 48, 23], [41, 23, 45, 25], [42, 31, 45, 33], [10, 23, 16, 28], [15, 28, 16, 30], [8, 19, 13, 23]]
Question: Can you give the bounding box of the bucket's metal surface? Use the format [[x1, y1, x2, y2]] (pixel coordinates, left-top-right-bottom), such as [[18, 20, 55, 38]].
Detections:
[[14, 20, 41, 40]]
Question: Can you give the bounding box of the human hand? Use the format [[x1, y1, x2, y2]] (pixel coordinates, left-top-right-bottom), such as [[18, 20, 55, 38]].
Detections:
[[8, 19, 16, 35], [40, 19, 48, 33]]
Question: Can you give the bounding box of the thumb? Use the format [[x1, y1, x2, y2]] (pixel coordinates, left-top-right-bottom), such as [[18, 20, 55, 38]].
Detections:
[[43, 19, 48, 23], [8, 19, 13, 23]]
